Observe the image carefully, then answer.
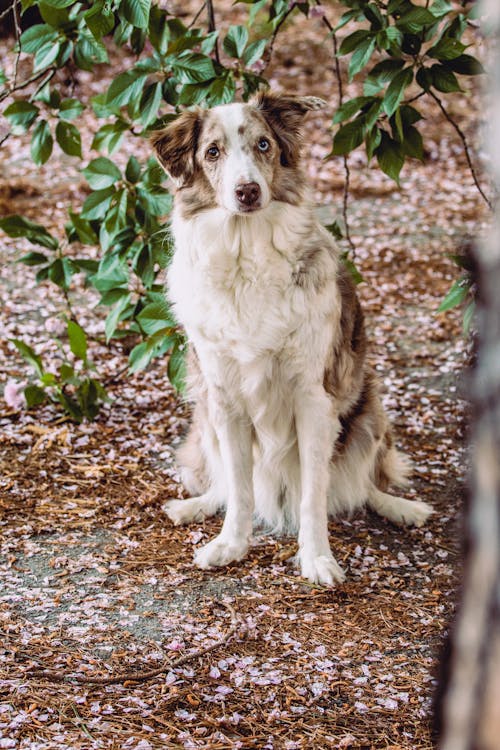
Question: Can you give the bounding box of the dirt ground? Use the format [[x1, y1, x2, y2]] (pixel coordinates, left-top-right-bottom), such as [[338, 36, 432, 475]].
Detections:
[[0, 2, 491, 749]]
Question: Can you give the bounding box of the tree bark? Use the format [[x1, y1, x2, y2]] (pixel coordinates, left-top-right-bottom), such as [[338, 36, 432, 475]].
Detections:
[[438, 3, 500, 749]]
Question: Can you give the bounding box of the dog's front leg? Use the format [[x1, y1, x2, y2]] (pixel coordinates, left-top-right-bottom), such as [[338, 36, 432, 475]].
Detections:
[[295, 387, 346, 586], [194, 389, 254, 570]]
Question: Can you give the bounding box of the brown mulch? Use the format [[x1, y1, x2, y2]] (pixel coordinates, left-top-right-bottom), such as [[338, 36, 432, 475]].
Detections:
[[0, 2, 490, 748]]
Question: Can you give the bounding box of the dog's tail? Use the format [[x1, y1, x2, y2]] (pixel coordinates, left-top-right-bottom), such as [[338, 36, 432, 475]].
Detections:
[[374, 436, 412, 490]]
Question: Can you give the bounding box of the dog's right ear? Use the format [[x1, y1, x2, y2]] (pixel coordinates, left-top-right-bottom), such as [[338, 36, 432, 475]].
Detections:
[[151, 110, 201, 185]]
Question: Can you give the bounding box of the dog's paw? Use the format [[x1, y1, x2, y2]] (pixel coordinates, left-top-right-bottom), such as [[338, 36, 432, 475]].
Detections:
[[163, 498, 201, 525], [194, 534, 248, 569], [299, 553, 346, 587], [401, 500, 434, 528]]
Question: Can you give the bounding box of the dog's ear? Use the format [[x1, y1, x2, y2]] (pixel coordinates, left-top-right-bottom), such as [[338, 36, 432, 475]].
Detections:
[[151, 110, 202, 185], [255, 93, 327, 167]]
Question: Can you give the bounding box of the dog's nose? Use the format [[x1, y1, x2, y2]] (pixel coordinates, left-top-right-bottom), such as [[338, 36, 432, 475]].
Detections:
[[235, 182, 261, 207]]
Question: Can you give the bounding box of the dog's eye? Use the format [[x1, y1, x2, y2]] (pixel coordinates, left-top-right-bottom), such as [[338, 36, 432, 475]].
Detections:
[[206, 145, 220, 160], [257, 138, 270, 152]]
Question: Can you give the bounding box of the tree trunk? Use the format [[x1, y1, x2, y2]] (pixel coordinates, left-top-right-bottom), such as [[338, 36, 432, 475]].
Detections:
[[438, 3, 500, 749]]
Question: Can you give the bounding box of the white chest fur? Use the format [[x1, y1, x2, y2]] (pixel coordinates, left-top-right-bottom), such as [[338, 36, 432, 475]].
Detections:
[[168, 202, 334, 363]]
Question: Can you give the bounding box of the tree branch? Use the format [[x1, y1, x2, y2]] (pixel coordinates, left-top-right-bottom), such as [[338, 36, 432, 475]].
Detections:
[[25, 602, 244, 686], [205, 0, 220, 66], [428, 89, 492, 210], [0, 66, 57, 104], [262, 7, 295, 72], [317, 3, 356, 256]]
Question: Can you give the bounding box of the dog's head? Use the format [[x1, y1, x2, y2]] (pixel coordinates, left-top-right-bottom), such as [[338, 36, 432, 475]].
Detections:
[[152, 94, 326, 215]]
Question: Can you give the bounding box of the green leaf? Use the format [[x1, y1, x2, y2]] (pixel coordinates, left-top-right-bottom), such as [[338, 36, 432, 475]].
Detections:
[[137, 81, 162, 126], [48, 257, 74, 288], [125, 155, 141, 183], [58, 98, 85, 121], [167, 343, 186, 392], [335, 9, 361, 32], [402, 125, 424, 160], [74, 32, 108, 70], [431, 0, 453, 17], [0, 214, 58, 250], [11, 339, 45, 378], [148, 3, 169, 54], [428, 37, 466, 61], [59, 363, 76, 383], [33, 41, 61, 71], [84, 0, 115, 39], [30, 119, 53, 165], [18, 251, 49, 266], [365, 126, 382, 161], [375, 131, 404, 183], [137, 300, 174, 335], [38, 0, 74, 7], [444, 54, 485, 76], [437, 278, 469, 312], [223, 25, 249, 58], [67, 320, 87, 362], [105, 294, 132, 341], [171, 53, 216, 84], [348, 37, 376, 80], [91, 120, 129, 154], [332, 96, 373, 124], [416, 66, 433, 91], [342, 254, 363, 285], [338, 29, 371, 56], [136, 185, 173, 216], [120, 0, 151, 29], [106, 69, 148, 108], [81, 186, 116, 220], [24, 384, 47, 408], [82, 157, 122, 189], [430, 64, 462, 93], [128, 340, 154, 373], [68, 211, 99, 245], [56, 391, 83, 422], [396, 7, 436, 33], [243, 38, 266, 67], [38, 1, 70, 26], [383, 67, 413, 117], [20, 24, 58, 55], [324, 221, 343, 240], [364, 59, 405, 95], [55, 121, 82, 157], [3, 101, 39, 131], [206, 73, 236, 106], [332, 118, 365, 156]]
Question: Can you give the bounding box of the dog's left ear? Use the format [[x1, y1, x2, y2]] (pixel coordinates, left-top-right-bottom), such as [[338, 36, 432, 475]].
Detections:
[[151, 110, 202, 186], [255, 93, 327, 167]]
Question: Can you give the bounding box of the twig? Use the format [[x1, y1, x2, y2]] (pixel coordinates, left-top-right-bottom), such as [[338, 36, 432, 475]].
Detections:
[[12, 0, 21, 89], [0, 66, 57, 103], [318, 2, 356, 256], [428, 89, 492, 209], [26, 601, 241, 686], [205, 0, 220, 66], [262, 6, 295, 72], [189, 2, 206, 29], [0, 0, 16, 23]]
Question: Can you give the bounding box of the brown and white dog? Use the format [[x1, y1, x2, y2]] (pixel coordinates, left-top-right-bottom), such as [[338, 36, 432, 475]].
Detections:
[[152, 93, 433, 586]]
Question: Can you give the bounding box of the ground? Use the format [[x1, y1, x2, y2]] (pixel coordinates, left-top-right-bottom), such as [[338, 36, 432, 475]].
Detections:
[[0, 3, 491, 749]]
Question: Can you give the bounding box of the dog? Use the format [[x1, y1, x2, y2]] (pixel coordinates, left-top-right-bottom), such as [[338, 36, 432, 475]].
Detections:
[[152, 93, 433, 586]]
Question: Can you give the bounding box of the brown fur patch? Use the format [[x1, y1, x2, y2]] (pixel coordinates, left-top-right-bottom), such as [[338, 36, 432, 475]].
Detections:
[[151, 110, 203, 184], [254, 93, 321, 167]]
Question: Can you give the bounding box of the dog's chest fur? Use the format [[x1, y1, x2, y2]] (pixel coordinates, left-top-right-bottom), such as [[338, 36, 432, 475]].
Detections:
[[168, 202, 340, 372]]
